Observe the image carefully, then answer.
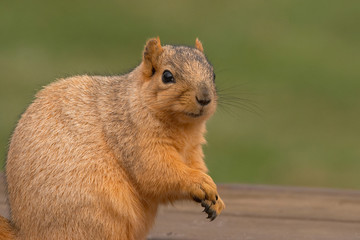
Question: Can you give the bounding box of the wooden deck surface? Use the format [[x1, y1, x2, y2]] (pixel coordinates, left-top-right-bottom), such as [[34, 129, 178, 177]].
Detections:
[[1, 174, 360, 239]]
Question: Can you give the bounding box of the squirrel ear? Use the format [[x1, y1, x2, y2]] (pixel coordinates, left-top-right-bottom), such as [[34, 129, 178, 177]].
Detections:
[[142, 37, 163, 76], [195, 38, 204, 52]]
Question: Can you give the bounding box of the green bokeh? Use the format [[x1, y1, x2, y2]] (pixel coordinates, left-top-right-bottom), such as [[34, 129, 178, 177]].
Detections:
[[1, 0, 359, 189]]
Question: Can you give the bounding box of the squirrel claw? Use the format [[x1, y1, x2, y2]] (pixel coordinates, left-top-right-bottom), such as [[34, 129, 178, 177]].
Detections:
[[206, 210, 217, 221], [201, 200, 217, 220], [201, 201, 211, 212], [192, 196, 202, 203]]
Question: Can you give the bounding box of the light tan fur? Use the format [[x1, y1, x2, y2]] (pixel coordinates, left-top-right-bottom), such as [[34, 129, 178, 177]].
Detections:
[[2, 37, 224, 240]]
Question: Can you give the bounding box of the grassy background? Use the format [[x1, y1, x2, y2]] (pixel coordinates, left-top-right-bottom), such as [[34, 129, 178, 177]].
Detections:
[[1, 0, 359, 189]]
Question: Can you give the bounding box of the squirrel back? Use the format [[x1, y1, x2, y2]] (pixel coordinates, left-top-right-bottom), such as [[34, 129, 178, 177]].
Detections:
[[3, 37, 224, 240]]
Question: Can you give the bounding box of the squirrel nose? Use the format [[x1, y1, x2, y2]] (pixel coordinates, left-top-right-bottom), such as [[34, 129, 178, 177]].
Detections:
[[196, 86, 211, 106], [196, 96, 211, 106]]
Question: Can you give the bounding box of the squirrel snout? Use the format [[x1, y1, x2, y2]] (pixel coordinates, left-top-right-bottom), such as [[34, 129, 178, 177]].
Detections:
[[196, 86, 211, 106]]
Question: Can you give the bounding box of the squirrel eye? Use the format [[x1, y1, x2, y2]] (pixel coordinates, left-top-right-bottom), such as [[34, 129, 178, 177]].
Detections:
[[213, 72, 216, 82], [162, 70, 175, 84]]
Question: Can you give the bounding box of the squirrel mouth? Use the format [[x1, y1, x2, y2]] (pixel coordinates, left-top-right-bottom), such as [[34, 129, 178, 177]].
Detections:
[[185, 110, 203, 118]]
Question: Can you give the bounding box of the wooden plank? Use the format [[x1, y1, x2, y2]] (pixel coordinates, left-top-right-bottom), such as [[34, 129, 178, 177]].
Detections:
[[149, 185, 360, 240], [0, 174, 359, 239]]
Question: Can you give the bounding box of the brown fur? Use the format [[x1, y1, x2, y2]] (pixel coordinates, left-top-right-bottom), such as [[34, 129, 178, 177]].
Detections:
[[2, 37, 225, 239], [0, 216, 16, 240]]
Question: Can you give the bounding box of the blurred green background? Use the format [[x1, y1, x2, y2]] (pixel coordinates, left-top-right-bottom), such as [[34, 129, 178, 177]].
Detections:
[[1, 0, 359, 189]]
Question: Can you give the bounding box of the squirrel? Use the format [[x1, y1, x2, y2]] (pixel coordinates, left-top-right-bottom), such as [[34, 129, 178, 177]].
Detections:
[[1, 37, 225, 240]]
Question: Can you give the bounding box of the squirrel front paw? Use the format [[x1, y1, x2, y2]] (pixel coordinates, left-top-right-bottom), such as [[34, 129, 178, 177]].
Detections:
[[200, 196, 225, 221], [187, 170, 224, 220], [188, 170, 218, 204]]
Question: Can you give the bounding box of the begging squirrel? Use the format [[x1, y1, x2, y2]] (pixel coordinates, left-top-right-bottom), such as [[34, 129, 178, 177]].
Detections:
[[1, 37, 225, 240]]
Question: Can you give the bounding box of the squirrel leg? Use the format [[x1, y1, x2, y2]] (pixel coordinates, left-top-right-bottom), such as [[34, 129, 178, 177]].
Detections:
[[135, 146, 219, 205], [185, 148, 225, 220]]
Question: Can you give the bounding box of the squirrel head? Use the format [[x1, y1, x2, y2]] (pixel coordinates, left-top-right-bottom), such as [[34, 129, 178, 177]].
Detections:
[[139, 37, 217, 124]]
